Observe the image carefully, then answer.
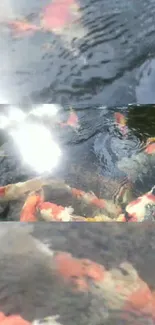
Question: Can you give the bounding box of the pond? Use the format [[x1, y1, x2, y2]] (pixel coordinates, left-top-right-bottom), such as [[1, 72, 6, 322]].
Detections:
[[0, 104, 155, 222], [0, 0, 155, 221]]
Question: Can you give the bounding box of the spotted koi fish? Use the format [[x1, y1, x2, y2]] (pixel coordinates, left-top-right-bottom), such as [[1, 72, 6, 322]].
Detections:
[[53, 253, 155, 321], [38, 201, 74, 221], [19, 190, 85, 222], [71, 187, 122, 217], [0, 249, 155, 324], [17, 178, 122, 222], [0, 178, 65, 202]]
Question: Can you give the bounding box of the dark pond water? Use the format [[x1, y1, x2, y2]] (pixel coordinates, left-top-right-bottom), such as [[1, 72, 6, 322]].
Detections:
[[1, 0, 155, 106]]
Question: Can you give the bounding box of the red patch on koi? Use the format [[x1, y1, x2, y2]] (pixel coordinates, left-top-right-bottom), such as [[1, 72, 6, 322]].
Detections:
[[90, 197, 106, 208], [127, 197, 142, 208], [0, 186, 5, 196], [39, 201, 65, 220], [124, 285, 153, 313], [54, 252, 105, 291], [59, 110, 79, 129], [146, 193, 155, 202], [20, 193, 42, 222], [71, 188, 85, 198]]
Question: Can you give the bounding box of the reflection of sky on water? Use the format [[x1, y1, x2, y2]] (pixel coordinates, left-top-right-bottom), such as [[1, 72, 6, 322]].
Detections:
[[0, 105, 62, 174], [10, 122, 62, 174]]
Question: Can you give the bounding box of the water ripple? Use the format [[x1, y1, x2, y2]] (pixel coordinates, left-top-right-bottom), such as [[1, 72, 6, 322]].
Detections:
[[1, 0, 155, 105]]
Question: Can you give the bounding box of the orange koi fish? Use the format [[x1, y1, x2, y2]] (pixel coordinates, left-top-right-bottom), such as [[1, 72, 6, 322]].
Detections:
[[38, 201, 73, 221], [0, 178, 48, 202], [7, 19, 40, 36], [71, 187, 122, 217], [54, 252, 105, 291], [41, 0, 80, 33], [114, 112, 128, 136], [59, 110, 79, 130], [66, 110, 79, 128], [20, 192, 43, 222], [71, 187, 106, 208], [145, 142, 155, 154], [53, 253, 155, 320]]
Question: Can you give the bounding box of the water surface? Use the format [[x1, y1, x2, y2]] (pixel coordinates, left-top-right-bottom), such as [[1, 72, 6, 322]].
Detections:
[[1, 0, 155, 106]]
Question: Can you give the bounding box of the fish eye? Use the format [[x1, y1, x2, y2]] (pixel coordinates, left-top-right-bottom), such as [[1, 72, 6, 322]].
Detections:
[[118, 267, 129, 276]]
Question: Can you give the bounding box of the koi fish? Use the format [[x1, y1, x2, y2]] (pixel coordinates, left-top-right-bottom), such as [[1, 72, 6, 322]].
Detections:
[[71, 187, 122, 217], [145, 142, 155, 154], [53, 253, 155, 320], [114, 112, 128, 136], [54, 252, 105, 291], [0, 178, 49, 202], [71, 187, 106, 208], [125, 186, 155, 222], [41, 0, 80, 34], [20, 192, 43, 222], [38, 201, 73, 221], [59, 110, 79, 130], [7, 19, 40, 36]]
